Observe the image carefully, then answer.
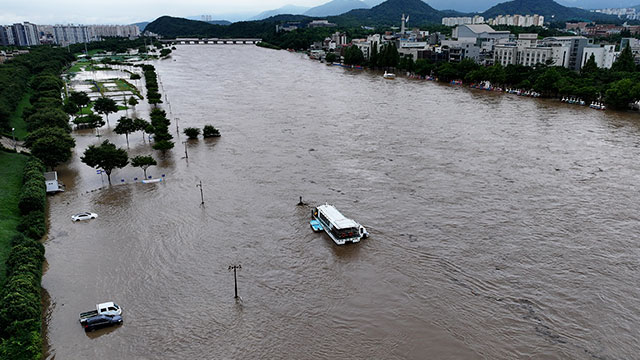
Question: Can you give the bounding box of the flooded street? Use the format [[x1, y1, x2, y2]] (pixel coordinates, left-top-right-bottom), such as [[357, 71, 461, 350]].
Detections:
[[43, 45, 640, 359]]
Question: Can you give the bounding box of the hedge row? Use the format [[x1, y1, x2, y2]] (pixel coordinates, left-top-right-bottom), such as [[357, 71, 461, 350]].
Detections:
[[141, 64, 162, 105], [0, 157, 47, 360]]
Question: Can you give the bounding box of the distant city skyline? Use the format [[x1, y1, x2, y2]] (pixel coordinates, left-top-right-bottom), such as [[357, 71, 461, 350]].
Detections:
[[2, 0, 640, 25]]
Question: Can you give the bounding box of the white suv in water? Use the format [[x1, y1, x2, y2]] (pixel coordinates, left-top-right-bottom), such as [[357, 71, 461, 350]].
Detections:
[[71, 212, 98, 222]]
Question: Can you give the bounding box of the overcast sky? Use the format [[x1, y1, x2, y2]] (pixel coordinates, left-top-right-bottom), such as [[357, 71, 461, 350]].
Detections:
[[2, 0, 639, 25], [1, 0, 332, 25]]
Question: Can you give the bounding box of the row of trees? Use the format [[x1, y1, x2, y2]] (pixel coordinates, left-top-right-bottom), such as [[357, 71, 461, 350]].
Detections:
[[0, 160, 48, 360], [149, 108, 174, 151], [331, 40, 640, 110], [81, 140, 159, 183], [400, 44, 640, 110], [141, 64, 162, 105], [0, 47, 74, 133], [183, 125, 221, 139], [20, 58, 76, 170], [329, 42, 400, 69]]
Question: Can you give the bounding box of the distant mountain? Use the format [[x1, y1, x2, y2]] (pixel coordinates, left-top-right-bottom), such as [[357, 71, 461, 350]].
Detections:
[[304, 0, 370, 17], [133, 22, 149, 31], [145, 15, 311, 38], [250, 5, 310, 20], [146, 16, 224, 37], [363, 0, 385, 6], [335, 0, 444, 26], [482, 0, 621, 22]]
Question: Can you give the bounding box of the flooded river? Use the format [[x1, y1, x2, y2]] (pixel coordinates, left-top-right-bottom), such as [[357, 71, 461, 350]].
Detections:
[[43, 46, 640, 359]]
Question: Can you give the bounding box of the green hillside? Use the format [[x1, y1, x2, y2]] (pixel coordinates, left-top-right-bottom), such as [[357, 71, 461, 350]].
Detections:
[[482, 0, 621, 23]]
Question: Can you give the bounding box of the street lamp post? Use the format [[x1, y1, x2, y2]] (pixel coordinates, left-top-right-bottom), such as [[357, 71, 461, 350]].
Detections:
[[228, 264, 242, 299], [11, 128, 16, 151], [196, 180, 204, 204], [182, 140, 188, 159]]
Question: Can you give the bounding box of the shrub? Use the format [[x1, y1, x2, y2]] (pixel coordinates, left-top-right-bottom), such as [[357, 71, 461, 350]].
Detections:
[[18, 181, 46, 215], [203, 125, 221, 138], [0, 321, 41, 360], [152, 140, 174, 152], [183, 127, 200, 139], [17, 211, 46, 240]]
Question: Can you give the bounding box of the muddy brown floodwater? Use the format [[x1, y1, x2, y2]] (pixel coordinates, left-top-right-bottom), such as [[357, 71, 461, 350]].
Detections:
[[43, 45, 640, 359]]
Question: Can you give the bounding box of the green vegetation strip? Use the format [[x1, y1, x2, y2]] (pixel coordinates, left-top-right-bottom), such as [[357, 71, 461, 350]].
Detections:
[[0, 152, 28, 284], [7, 89, 32, 140], [115, 79, 143, 98]]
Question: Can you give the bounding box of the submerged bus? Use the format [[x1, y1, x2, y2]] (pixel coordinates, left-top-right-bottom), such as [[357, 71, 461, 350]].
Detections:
[[312, 204, 368, 245]]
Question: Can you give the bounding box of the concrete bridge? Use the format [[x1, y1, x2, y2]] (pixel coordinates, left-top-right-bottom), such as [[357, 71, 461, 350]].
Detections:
[[161, 38, 262, 45]]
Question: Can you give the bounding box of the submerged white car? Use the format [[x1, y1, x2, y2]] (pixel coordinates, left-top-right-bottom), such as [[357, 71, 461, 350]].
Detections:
[[71, 212, 98, 222]]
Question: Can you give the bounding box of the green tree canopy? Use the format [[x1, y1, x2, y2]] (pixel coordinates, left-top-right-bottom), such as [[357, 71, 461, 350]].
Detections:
[[379, 42, 399, 69], [25, 108, 70, 132], [369, 42, 378, 68], [72, 113, 105, 129], [131, 155, 157, 179], [183, 127, 201, 139], [68, 91, 90, 108], [611, 45, 636, 73], [128, 96, 139, 106], [27, 127, 76, 170], [114, 116, 136, 148], [93, 97, 119, 123], [63, 100, 79, 118], [133, 117, 151, 142], [81, 140, 129, 184], [605, 78, 640, 110], [343, 45, 365, 66], [581, 53, 599, 75], [152, 140, 174, 152], [533, 67, 561, 97]]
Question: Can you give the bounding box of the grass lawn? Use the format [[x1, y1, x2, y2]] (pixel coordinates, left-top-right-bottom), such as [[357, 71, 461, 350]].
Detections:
[[0, 152, 28, 285], [114, 79, 143, 98], [6, 89, 32, 141]]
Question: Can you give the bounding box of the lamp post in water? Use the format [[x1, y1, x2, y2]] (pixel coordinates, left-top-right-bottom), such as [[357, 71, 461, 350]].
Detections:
[[196, 180, 204, 205], [229, 264, 242, 299], [182, 140, 188, 159]]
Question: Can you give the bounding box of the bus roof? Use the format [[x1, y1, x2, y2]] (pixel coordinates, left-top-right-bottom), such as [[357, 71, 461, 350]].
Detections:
[[317, 204, 359, 230]]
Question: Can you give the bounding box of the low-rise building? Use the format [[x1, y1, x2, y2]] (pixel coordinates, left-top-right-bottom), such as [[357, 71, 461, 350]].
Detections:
[[453, 24, 510, 43], [541, 36, 591, 71], [494, 34, 570, 68], [307, 20, 336, 28], [582, 44, 618, 69]]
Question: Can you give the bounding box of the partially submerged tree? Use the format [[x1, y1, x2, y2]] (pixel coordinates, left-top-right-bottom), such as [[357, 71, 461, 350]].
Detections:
[[63, 100, 79, 120], [81, 140, 129, 184], [69, 91, 90, 110], [93, 97, 119, 124], [133, 117, 151, 143], [131, 155, 157, 179], [128, 96, 139, 107], [183, 127, 200, 139], [203, 125, 221, 138], [114, 116, 136, 148]]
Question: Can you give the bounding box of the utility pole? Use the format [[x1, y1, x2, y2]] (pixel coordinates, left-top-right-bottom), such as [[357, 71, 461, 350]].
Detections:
[[182, 140, 188, 159], [228, 264, 242, 299], [11, 128, 16, 151], [175, 117, 180, 135], [196, 180, 204, 204]]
